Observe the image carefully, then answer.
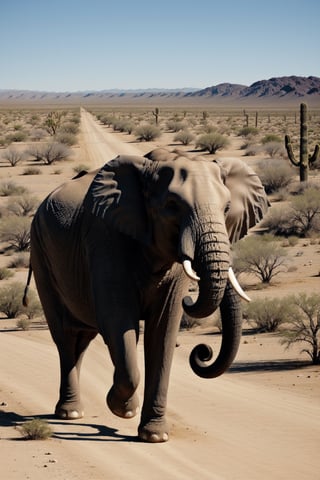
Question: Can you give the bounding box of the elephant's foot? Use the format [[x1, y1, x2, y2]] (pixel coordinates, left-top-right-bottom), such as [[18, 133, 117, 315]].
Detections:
[[106, 386, 139, 419], [55, 401, 84, 420], [138, 418, 169, 443]]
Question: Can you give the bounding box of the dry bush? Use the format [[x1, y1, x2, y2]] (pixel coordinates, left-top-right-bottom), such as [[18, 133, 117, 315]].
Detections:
[[135, 124, 161, 142], [279, 293, 320, 364], [173, 129, 195, 145], [258, 159, 295, 193], [195, 132, 230, 154], [6, 194, 39, 217], [27, 142, 70, 165], [233, 235, 289, 283], [0, 181, 27, 196], [243, 297, 293, 332], [2, 147, 26, 166], [0, 216, 31, 251], [18, 418, 53, 440]]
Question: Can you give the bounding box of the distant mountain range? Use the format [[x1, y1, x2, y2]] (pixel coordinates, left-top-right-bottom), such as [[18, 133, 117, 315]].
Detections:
[[0, 76, 319, 106]]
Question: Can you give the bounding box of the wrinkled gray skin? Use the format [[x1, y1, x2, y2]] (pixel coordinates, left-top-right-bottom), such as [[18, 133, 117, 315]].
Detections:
[[27, 148, 268, 443]]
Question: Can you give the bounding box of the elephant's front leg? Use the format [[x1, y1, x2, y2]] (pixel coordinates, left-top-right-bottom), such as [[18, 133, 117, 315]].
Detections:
[[139, 267, 188, 443], [105, 325, 141, 420]]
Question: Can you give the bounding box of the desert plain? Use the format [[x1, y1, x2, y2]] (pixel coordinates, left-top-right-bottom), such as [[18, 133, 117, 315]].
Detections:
[[0, 104, 319, 480]]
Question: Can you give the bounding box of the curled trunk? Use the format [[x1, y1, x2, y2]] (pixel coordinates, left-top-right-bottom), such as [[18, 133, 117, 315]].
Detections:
[[179, 211, 242, 378], [189, 281, 242, 378]]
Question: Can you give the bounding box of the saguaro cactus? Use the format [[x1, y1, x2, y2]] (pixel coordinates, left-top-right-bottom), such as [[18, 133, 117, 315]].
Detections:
[[152, 107, 159, 125], [285, 103, 319, 182]]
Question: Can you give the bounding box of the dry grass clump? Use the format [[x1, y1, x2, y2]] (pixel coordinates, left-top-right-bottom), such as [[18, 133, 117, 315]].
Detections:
[[18, 418, 53, 440]]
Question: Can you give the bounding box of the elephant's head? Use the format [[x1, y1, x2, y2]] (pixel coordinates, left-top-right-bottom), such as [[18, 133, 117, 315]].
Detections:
[[84, 148, 268, 377]]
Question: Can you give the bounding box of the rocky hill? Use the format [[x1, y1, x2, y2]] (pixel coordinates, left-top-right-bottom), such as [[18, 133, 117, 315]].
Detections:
[[0, 76, 319, 106]]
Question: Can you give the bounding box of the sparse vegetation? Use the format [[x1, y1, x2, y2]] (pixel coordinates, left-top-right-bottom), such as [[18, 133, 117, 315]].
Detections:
[[195, 132, 230, 154], [279, 293, 320, 364], [135, 124, 161, 142], [173, 129, 195, 145], [233, 235, 288, 283], [0, 181, 27, 197], [244, 297, 293, 332], [0, 216, 32, 251], [18, 418, 53, 440], [258, 159, 294, 193], [2, 147, 25, 166]]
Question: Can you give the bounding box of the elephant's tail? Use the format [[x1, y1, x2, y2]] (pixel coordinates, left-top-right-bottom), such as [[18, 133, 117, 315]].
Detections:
[[22, 264, 33, 307]]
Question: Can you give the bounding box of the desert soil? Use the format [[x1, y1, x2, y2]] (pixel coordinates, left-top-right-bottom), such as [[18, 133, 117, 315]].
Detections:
[[0, 109, 319, 480]]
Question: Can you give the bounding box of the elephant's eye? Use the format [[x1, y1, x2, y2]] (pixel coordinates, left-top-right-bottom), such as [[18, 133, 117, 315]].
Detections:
[[224, 201, 231, 216]]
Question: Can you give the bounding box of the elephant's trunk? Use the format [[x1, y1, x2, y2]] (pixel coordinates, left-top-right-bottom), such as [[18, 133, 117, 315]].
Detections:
[[189, 282, 242, 378], [180, 214, 230, 319], [179, 210, 243, 378]]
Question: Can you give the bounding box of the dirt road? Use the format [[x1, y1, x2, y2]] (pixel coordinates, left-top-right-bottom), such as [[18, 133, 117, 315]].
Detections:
[[1, 111, 319, 480]]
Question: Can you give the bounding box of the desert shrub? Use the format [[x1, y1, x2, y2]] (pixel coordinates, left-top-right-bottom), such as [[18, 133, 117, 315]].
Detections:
[[26, 144, 43, 162], [5, 131, 28, 143], [6, 194, 39, 216], [289, 187, 320, 236], [195, 133, 230, 154], [233, 235, 288, 283], [18, 418, 53, 440], [2, 147, 25, 166], [100, 115, 115, 126], [54, 132, 77, 146], [279, 293, 320, 364], [16, 317, 31, 330], [22, 166, 42, 175], [8, 252, 30, 268], [243, 297, 293, 332], [112, 119, 135, 134], [0, 282, 25, 318], [0, 181, 27, 196], [28, 142, 70, 165], [173, 129, 195, 145], [261, 134, 282, 144], [29, 128, 47, 141], [135, 124, 161, 142], [73, 163, 90, 174], [262, 206, 296, 236], [0, 137, 8, 147], [59, 121, 79, 135], [23, 291, 43, 319], [0, 267, 14, 280], [238, 126, 259, 137], [262, 141, 286, 158], [166, 120, 185, 132], [258, 159, 294, 194], [0, 216, 31, 251], [243, 143, 260, 156]]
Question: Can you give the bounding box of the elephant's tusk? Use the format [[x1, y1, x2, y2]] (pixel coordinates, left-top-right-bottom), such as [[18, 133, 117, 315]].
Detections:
[[183, 260, 200, 282], [228, 267, 251, 303]]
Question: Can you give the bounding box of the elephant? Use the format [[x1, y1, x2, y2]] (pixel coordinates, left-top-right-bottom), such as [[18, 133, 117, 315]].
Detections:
[[23, 147, 268, 443]]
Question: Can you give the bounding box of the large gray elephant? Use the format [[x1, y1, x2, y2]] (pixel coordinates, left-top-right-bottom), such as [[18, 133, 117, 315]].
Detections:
[[24, 148, 268, 443]]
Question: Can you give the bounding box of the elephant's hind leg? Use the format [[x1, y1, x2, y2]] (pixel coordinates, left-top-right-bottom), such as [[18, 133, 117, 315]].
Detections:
[[55, 329, 97, 420]]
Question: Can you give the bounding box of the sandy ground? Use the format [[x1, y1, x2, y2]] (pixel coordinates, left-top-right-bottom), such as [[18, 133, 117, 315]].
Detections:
[[0, 110, 319, 480]]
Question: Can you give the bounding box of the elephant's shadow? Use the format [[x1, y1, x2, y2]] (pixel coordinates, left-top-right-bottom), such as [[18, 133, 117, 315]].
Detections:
[[0, 410, 139, 442]]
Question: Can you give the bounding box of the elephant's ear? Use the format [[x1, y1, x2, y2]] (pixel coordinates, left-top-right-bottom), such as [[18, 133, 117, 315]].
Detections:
[[83, 155, 152, 242], [215, 157, 269, 243]]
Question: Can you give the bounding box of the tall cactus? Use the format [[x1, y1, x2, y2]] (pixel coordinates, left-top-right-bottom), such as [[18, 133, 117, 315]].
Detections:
[[285, 103, 319, 182], [152, 107, 159, 125]]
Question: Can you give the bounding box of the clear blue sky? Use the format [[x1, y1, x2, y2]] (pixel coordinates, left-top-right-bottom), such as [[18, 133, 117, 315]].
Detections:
[[1, 0, 319, 91]]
